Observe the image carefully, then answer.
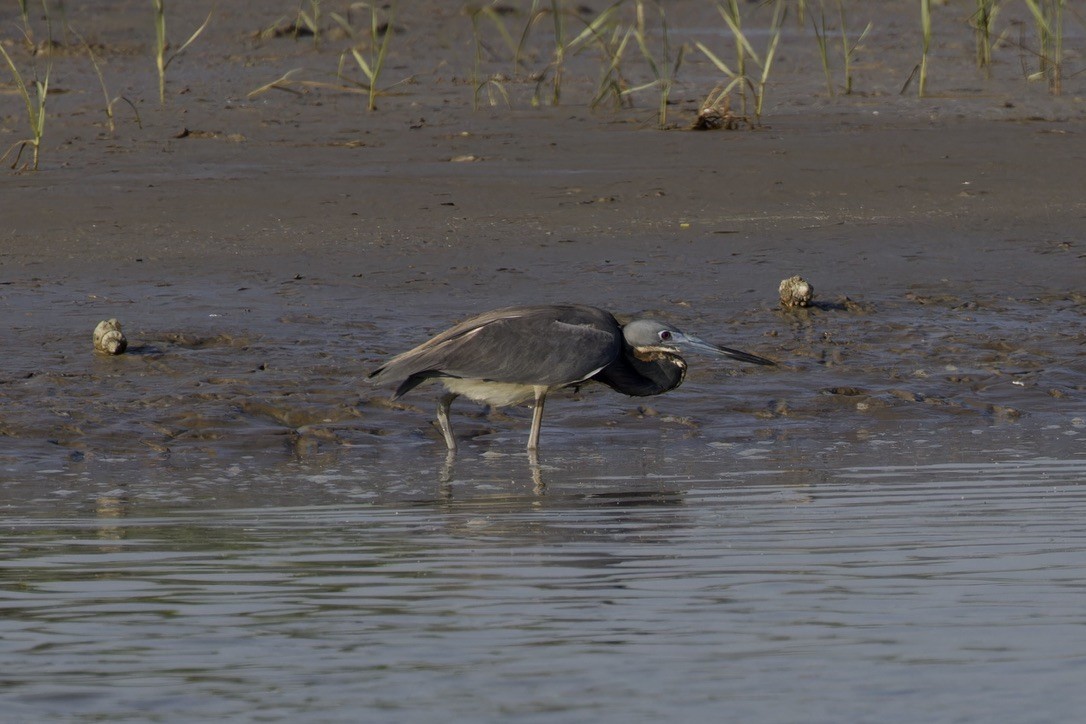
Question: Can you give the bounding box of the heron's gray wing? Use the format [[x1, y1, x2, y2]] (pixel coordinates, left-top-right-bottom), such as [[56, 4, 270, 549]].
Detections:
[[439, 311, 621, 386], [369, 305, 621, 396], [369, 306, 536, 385]]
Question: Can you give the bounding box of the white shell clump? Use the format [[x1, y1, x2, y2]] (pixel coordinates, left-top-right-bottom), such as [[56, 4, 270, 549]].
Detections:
[[779, 276, 814, 308], [93, 318, 128, 355]]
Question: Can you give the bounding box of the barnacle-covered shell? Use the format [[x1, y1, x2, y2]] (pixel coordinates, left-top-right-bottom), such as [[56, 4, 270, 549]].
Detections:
[[93, 318, 128, 355], [779, 276, 814, 308]]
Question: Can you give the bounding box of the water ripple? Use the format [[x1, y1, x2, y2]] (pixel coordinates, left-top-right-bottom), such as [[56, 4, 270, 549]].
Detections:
[[2, 456, 1086, 721]]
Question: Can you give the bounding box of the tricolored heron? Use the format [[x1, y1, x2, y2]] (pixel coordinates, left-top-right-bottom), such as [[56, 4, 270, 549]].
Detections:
[[369, 304, 774, 451]]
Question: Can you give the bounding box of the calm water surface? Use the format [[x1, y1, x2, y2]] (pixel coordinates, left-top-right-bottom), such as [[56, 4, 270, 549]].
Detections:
[[3, 440, 1086, 723]]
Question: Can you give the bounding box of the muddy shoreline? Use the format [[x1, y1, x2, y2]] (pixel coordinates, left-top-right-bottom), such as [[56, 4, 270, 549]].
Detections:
[[2, 1, 1084, 476]]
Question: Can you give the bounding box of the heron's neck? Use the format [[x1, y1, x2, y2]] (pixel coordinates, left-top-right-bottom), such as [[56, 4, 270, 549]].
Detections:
[[632, 349, 687, 393], [595, 349, 686, 397]]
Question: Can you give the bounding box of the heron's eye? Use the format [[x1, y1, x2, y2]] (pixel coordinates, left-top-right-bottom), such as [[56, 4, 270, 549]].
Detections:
[[659, 330, 672, 341]]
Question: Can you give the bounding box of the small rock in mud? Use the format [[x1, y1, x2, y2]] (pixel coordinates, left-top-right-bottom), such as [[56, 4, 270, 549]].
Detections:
[[890, 389, 924, 403], [779, 275, 814, 308], [660, 415, 698, 428], [93, 319, 127, 355], [989, 405, 1023, 420], [822, 386, 867, 396]]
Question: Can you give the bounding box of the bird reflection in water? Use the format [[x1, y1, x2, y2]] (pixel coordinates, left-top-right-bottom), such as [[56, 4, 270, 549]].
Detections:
[[439, 449, 546, 495]]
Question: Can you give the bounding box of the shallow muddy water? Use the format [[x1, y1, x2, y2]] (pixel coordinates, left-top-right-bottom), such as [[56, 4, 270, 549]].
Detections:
[[3, 0, 1086, 720], [4, 110, 1086, 720], [4, 448, 1086, 722]]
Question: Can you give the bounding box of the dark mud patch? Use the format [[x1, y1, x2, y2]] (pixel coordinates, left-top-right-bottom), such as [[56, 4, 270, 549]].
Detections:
[[2, 276, 1082, 475]]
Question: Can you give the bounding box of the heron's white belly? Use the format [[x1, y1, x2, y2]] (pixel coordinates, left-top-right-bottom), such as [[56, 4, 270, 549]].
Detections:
[[442, 378, 538, 407]]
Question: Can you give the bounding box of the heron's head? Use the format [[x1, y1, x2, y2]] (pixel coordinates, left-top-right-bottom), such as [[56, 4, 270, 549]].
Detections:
[[622, 319, 775, 366]]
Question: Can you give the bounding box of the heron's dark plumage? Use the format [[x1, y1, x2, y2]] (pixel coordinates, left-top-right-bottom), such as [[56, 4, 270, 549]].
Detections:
[[369, 305, 623, 396], [592, 346, 687, 397], [368, 304, 773, 450]]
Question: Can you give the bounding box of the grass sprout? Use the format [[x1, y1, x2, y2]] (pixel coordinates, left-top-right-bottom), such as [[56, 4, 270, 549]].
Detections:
[[970, 0, 1001, 75], [1023, 0, 1065, 94], [918, 0, 932, 97], [248, 68, 306, 98], [17, 0, 34, 44], [837, 2, 872, 95], [469, 0, 632, 111], [510, 0, 633, 110], [335, 2, 397, 111], [584, 6, 634, 111], [514, 0, 575, 106], [152, 0, 213, 104], [0, 43, 50, 171], [555, 1, 631, 111], [901, 0, 932, 96], [810, 2, 834, 96], [248, 68, 374, 99], [468, 2, 518, 109], [623, 0, 684, 127], [697, 0, 784, 125], [546, 0, 568, 105], [296, 0, 323, 48], [71, 27, 142, 134]]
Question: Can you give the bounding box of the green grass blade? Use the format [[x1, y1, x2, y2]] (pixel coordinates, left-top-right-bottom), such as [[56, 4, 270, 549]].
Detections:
[[350, 47, 374, 80], [0, 43, 35, 127], [166, 8, 213, 70], [717, 4, 760, 65]]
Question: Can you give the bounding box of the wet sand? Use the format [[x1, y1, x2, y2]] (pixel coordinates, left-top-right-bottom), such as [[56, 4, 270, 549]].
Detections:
[[2, 1, 1085, 471]]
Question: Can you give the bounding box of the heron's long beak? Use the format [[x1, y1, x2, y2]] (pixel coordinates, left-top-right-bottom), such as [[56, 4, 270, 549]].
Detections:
[[677, 333, 775, 366]]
